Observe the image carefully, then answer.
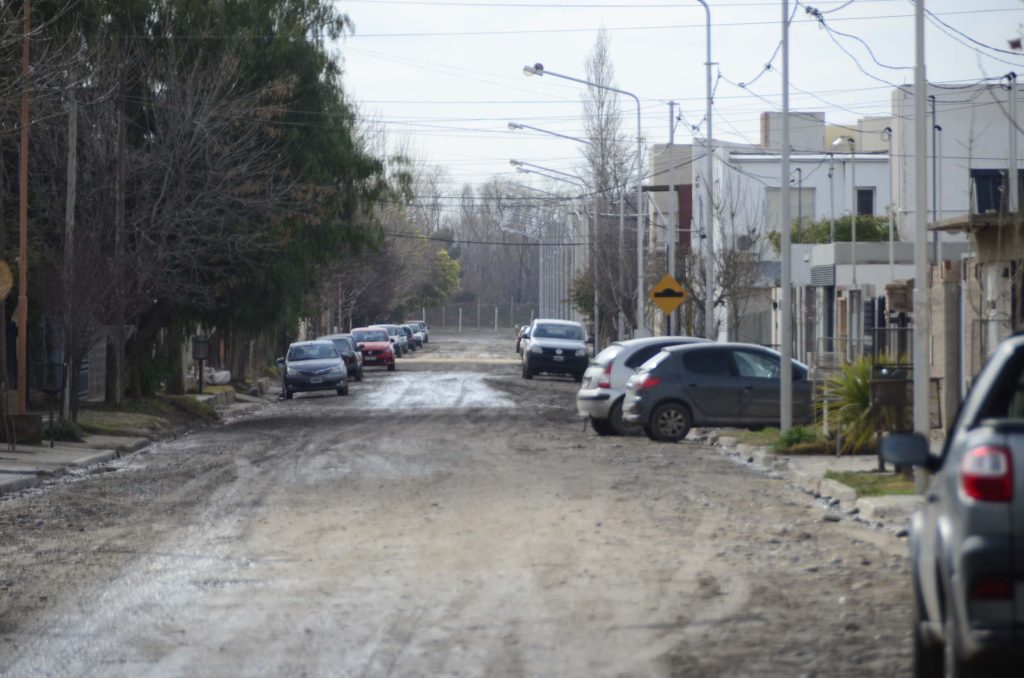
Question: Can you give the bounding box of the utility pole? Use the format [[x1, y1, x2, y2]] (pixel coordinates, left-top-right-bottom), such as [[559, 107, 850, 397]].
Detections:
[[929, 94, 939, 263], [913, 0, 931, 492], [780, 0, 793, 432], [668, 101, 677, 336], [63, 82, 78, 418], [698, 0, 715, 341], [17, 0, 30, 415], [828, 153, 835, 242], [1009, 73, 1018, 216], [113, 62, 126, 407]]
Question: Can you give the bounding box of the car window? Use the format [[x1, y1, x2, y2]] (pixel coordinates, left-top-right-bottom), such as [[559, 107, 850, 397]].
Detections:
[[353, 330, 388, 342], [625, 344, 670, 369], [531, 323, 584, 341], [637, 350, 671, 372], [681, 348, 733, 376], [977, 351, 1024, 420], [329, 339, 353, 355], [593, 344, 624, 365], [732, 350, 780, 379]]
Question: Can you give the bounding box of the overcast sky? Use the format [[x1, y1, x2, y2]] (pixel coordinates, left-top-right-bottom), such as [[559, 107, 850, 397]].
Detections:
[[335, 0, 1023, 191]]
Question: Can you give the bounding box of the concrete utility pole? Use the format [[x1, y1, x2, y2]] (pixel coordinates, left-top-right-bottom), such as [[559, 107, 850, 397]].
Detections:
[[929, 94, 939, 263], [697, 0, 715, 341], [17, 0, 30, 415], [780, 0, 793, 431], [668, 101, 677, 336], [1009, 73, 1019, 215], [913, 0, 931, 488]]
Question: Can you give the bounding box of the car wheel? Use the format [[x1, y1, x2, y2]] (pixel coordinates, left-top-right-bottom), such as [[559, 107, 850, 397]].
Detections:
[[284, 389, 293, 400], [641, 424, 655, 440], [649, 402, 692, 443], [338, 385, 349, 396], [943, 599, 976, 678], [522, 360, 533, 380], [912, 578, 943, 678], [590, 417, 614, 436], [355, 369, 363, 382], [609, 399, 642, 436], [387, 363, 396, 372]]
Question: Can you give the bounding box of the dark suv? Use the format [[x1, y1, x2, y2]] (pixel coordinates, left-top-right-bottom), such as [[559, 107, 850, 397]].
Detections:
[[882, 335, 1024, 676], [317, 334, 364, 382], [521, 319, 589, 382], [622, 342, 811, 442]]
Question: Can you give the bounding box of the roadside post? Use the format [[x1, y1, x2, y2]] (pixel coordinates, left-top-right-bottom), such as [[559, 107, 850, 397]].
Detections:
[[192, 336, 210, 395], [38, 361, 66, 448]]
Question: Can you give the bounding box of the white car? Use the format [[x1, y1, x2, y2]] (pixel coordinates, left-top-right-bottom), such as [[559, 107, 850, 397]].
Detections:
[[576, 336, 708, 435]]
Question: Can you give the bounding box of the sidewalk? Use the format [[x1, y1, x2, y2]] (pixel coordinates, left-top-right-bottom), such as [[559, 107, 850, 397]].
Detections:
[[701, 431, 932, 528], [0, 393, 270, 497]]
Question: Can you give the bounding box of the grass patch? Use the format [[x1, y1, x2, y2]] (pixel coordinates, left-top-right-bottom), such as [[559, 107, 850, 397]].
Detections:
[[77, 394, 218, 436], [825, 470, 916, 497], [731, 428, 781, 446]]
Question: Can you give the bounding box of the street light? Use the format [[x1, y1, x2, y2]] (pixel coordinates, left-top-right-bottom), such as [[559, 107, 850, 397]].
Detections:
[[882, 126, 895, 282], [832, 136, 857, 288], [509, 124, 600, 350], [523, 62, 648, 336]]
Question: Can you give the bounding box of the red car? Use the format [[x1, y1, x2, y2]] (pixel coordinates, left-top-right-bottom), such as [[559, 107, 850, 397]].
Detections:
[[351, 326, 396, 371]]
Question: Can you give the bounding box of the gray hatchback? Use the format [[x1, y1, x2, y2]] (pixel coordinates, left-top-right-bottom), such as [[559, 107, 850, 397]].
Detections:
[[882, 335, 1024, 676], [622, 342, 811, 442]]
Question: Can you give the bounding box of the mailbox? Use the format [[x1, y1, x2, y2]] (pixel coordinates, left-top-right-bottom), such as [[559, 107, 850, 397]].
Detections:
[[192, 336, 211, 361]]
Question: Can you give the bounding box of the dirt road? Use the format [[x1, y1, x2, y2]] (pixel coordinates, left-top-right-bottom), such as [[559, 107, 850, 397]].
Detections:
[[0, 332, 911, 676]]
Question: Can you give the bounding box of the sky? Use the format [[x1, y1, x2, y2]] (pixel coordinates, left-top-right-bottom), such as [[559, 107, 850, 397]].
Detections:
[[334, 0, 1024, 193]]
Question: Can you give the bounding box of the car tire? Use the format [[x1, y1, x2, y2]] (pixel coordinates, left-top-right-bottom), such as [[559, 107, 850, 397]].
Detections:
[[338, 385, 349, 396], [284, 389, 293, 400], [609, 399, 642, 436], [943, 599, 975, 678], [590, 417, 614, 436], [355, 369, 363, 382], [641, 424, 655, 440], [912, 578, 943, 678], [649, 402, 692, 443], [522, 360, 533, 380], [387, 363, 396, 372]]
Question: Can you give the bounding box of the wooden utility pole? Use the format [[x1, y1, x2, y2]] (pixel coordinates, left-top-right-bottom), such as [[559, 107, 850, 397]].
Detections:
[[17, 0, 30, 415]]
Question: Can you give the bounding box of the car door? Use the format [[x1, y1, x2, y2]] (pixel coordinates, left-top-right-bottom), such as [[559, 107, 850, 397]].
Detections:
[[731, 348, 783, 423], [679, 347, 742, 422]]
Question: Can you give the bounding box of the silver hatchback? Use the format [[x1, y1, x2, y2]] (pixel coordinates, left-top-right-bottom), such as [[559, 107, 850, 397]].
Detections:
[[576, 336, 707, 436], [882, 335, 1024, 676]]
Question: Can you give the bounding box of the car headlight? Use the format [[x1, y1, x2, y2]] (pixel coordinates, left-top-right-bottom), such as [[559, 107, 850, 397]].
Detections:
[[330, 365, 344, 374], [286, 366, 299, 376], [575, 349, 587, 357], [530, 344, 543, 354]]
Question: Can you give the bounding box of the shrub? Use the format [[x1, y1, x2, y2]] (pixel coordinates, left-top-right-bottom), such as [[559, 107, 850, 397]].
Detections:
[[44, 417, 84, 442], [818, 357, 875, 455]]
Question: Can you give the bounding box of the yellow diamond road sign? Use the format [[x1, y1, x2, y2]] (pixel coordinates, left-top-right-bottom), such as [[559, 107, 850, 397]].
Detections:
[[649, 273, 688, 315]]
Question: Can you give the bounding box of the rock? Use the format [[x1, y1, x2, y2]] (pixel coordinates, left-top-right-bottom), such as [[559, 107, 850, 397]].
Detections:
[[895, 527, 910, 538], [846, 507, 860, 516], [823, 514, 841, 523], [829, 497, 841, 507]]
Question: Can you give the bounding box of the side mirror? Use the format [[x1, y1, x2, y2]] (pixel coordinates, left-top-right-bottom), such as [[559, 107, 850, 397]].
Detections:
[[276, 357, 285, 366], [880, 432, 934, 469], [357, 343, 365, 349]]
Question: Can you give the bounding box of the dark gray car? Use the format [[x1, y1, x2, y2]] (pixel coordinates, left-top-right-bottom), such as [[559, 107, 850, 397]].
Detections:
[[881, 335, 1024, 676], [622, 342, 812, 442], [277, 340, 348, 400]]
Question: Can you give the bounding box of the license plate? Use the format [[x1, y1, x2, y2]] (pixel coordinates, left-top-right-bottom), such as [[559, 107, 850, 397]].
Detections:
[[553, 356, 564, 362], [310, 376, 323, 384]]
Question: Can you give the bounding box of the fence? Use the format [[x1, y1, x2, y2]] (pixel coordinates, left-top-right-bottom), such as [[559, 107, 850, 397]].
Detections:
[[422, 302, 540, 331], [970, 317, 1013, 377]]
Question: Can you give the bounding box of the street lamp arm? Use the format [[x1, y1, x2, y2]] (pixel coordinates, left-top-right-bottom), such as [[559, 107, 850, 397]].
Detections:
[[508, 121, 592, 146]]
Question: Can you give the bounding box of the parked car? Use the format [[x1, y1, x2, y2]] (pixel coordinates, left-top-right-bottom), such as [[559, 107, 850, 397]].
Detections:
[[375, 324, 409, 356], [622, 342, 811, 442], [514, 325, 530, 354], [881, 334, 1024, 677], [406, 320, 429, 344], [521, 319, 589, 382], [351, 327, 396, 371], [317, 333, 364, 382], [277, 340, 348, 400], [576, 336, 709, 436], [399, 324, 420, 350]]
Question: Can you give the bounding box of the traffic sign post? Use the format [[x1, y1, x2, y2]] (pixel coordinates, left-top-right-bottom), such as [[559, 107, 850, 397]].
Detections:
[[649, 274, 688, 331]]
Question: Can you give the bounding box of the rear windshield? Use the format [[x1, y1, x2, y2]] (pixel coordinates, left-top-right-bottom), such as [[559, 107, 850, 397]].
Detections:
[[328, 338, 355, 354], [353, 329, 388, 342], [638, 351, 670, 372], [593, 344, 624, 365], [532, 323, 584, 341], [287, 343, 338, 361]]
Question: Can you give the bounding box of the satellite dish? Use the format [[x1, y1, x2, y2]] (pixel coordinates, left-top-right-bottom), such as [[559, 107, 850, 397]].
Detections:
[[737, 235, 752, 252]]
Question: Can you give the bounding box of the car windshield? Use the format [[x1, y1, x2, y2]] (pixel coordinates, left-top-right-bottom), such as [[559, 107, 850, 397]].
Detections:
[[328, 339, 354, 354], [532, 324, 584, 341], [353, 330, 388, 342], [287, 343, 338, 361]]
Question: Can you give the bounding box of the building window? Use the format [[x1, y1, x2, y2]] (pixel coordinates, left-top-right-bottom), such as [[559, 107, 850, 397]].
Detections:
[[856, 188, 874, 216], [971, 169, 1007, 215]]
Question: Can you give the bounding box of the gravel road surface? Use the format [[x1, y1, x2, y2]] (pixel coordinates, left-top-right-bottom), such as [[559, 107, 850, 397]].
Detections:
[[0, 332, 912, 677]]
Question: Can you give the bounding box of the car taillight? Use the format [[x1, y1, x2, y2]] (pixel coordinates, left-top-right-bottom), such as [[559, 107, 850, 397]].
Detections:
[[970, 576, 1013, 600], [635, 376, 661, 391], [961, 445, 1012, 502], [597, 362, 612, 389]]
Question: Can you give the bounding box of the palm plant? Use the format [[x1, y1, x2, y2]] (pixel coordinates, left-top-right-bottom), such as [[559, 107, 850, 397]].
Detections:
[[818, 357, 875, 454]]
